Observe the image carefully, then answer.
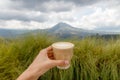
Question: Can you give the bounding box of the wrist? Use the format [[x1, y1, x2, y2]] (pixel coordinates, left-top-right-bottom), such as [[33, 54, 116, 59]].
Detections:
[[17, 67, 42, 80], [26, 66, 42, 80]]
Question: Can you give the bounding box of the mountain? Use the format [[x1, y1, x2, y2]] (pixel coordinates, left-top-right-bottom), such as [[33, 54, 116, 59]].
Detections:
[[0, 22, 119, 38], [48, 22, 82, 32], [49, 22, 80, 31], [46, 22, 96, 38]]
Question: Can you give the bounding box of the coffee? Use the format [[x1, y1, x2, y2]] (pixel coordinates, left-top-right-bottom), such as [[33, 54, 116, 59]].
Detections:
[[52, 42, 74, 69]]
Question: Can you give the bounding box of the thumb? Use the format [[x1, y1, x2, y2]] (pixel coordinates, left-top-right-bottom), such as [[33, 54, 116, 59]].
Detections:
[[51, 60, 69, 67]]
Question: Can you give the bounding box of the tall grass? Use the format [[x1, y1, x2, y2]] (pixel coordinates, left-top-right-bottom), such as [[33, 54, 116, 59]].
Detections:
[[0, 35, 120, 80]]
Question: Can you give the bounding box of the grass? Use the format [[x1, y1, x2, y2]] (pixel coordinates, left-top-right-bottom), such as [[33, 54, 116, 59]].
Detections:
[[0, 35, 120, 80]]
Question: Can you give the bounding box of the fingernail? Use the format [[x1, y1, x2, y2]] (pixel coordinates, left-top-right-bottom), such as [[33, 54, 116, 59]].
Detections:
[[65, 60, 69, 65]]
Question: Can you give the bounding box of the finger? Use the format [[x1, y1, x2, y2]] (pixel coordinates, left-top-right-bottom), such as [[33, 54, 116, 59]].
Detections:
[[49, 56, 55, 60], [48, 53, 53, 57], [47, 51, 56, 59], [47, 51, 53, 54], [46, 46, 53, 51], [39, 49, 47, 55], [48, 53, 55, 59], [51, 60, 69, 67], [47, 51, 53, 56]]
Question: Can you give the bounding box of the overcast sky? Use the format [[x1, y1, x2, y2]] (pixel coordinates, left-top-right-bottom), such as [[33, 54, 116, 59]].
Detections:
[[0, 0, 120, 32]]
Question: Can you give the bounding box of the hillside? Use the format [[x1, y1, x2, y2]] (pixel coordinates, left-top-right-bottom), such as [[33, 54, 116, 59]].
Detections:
[[0, 29, 31, 38], [0, 22, 120, 38], [46, 22, 95, 38]]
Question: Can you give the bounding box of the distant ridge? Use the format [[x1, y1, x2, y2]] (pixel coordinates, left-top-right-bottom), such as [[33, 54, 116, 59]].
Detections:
[[0, 29, 31, 37], [0, 22, 119, 38]]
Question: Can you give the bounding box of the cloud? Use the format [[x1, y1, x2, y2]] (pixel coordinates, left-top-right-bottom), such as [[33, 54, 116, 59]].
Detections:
[[69, 5, 120, 31], [0, 20, 49, 29], [0, 0, 120, 32], [68, 0, 100, 6], [0, 0, 12, 9], [0, 0, 75, 22], [39, 1, 74, 12], [9, 0, 101, 12], [9, 0, 73, 12], [0, 10, 49, 22]]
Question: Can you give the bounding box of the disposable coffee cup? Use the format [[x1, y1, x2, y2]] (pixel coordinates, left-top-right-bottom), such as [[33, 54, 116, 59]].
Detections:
[[52, 42, 74, 69]]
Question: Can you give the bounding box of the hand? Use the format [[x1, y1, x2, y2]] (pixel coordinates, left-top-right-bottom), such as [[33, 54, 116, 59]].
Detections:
[[17, 46, 69, 80]]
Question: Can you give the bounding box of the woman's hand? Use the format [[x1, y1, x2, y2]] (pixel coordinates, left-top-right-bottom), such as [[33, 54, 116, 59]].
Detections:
[[17, 46, 69, 80]]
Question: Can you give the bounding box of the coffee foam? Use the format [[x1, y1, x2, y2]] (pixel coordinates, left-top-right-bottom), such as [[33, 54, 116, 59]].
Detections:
[[52, 42, 74, 49]]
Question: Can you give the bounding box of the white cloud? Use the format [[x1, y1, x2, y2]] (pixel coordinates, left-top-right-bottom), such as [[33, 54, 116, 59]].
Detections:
[[0, 20, 41, 30], [0, 0, 11, 9], [0, 20, 27, 29], [0, 0, 120, 32], [67, 2, 120, 31], [0, 20, 55, 30], [40, 1, 74, 12]]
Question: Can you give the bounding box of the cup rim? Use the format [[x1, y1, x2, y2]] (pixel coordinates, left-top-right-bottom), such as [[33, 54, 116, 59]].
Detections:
[[52, 42, 74, 49]]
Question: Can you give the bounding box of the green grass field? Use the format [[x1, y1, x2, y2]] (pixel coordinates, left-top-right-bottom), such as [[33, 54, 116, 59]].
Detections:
[[0, 35, 120, 80]]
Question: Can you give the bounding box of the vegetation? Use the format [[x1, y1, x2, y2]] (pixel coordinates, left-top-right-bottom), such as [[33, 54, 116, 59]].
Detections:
[[0, 35, 120, 80]]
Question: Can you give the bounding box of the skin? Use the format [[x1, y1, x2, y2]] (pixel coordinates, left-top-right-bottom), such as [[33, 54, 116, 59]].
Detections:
[[17, 46, 69, 80]]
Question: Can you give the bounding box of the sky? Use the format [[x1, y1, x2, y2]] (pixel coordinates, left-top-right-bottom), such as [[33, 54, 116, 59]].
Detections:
[[0, 0, 120, 32]]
